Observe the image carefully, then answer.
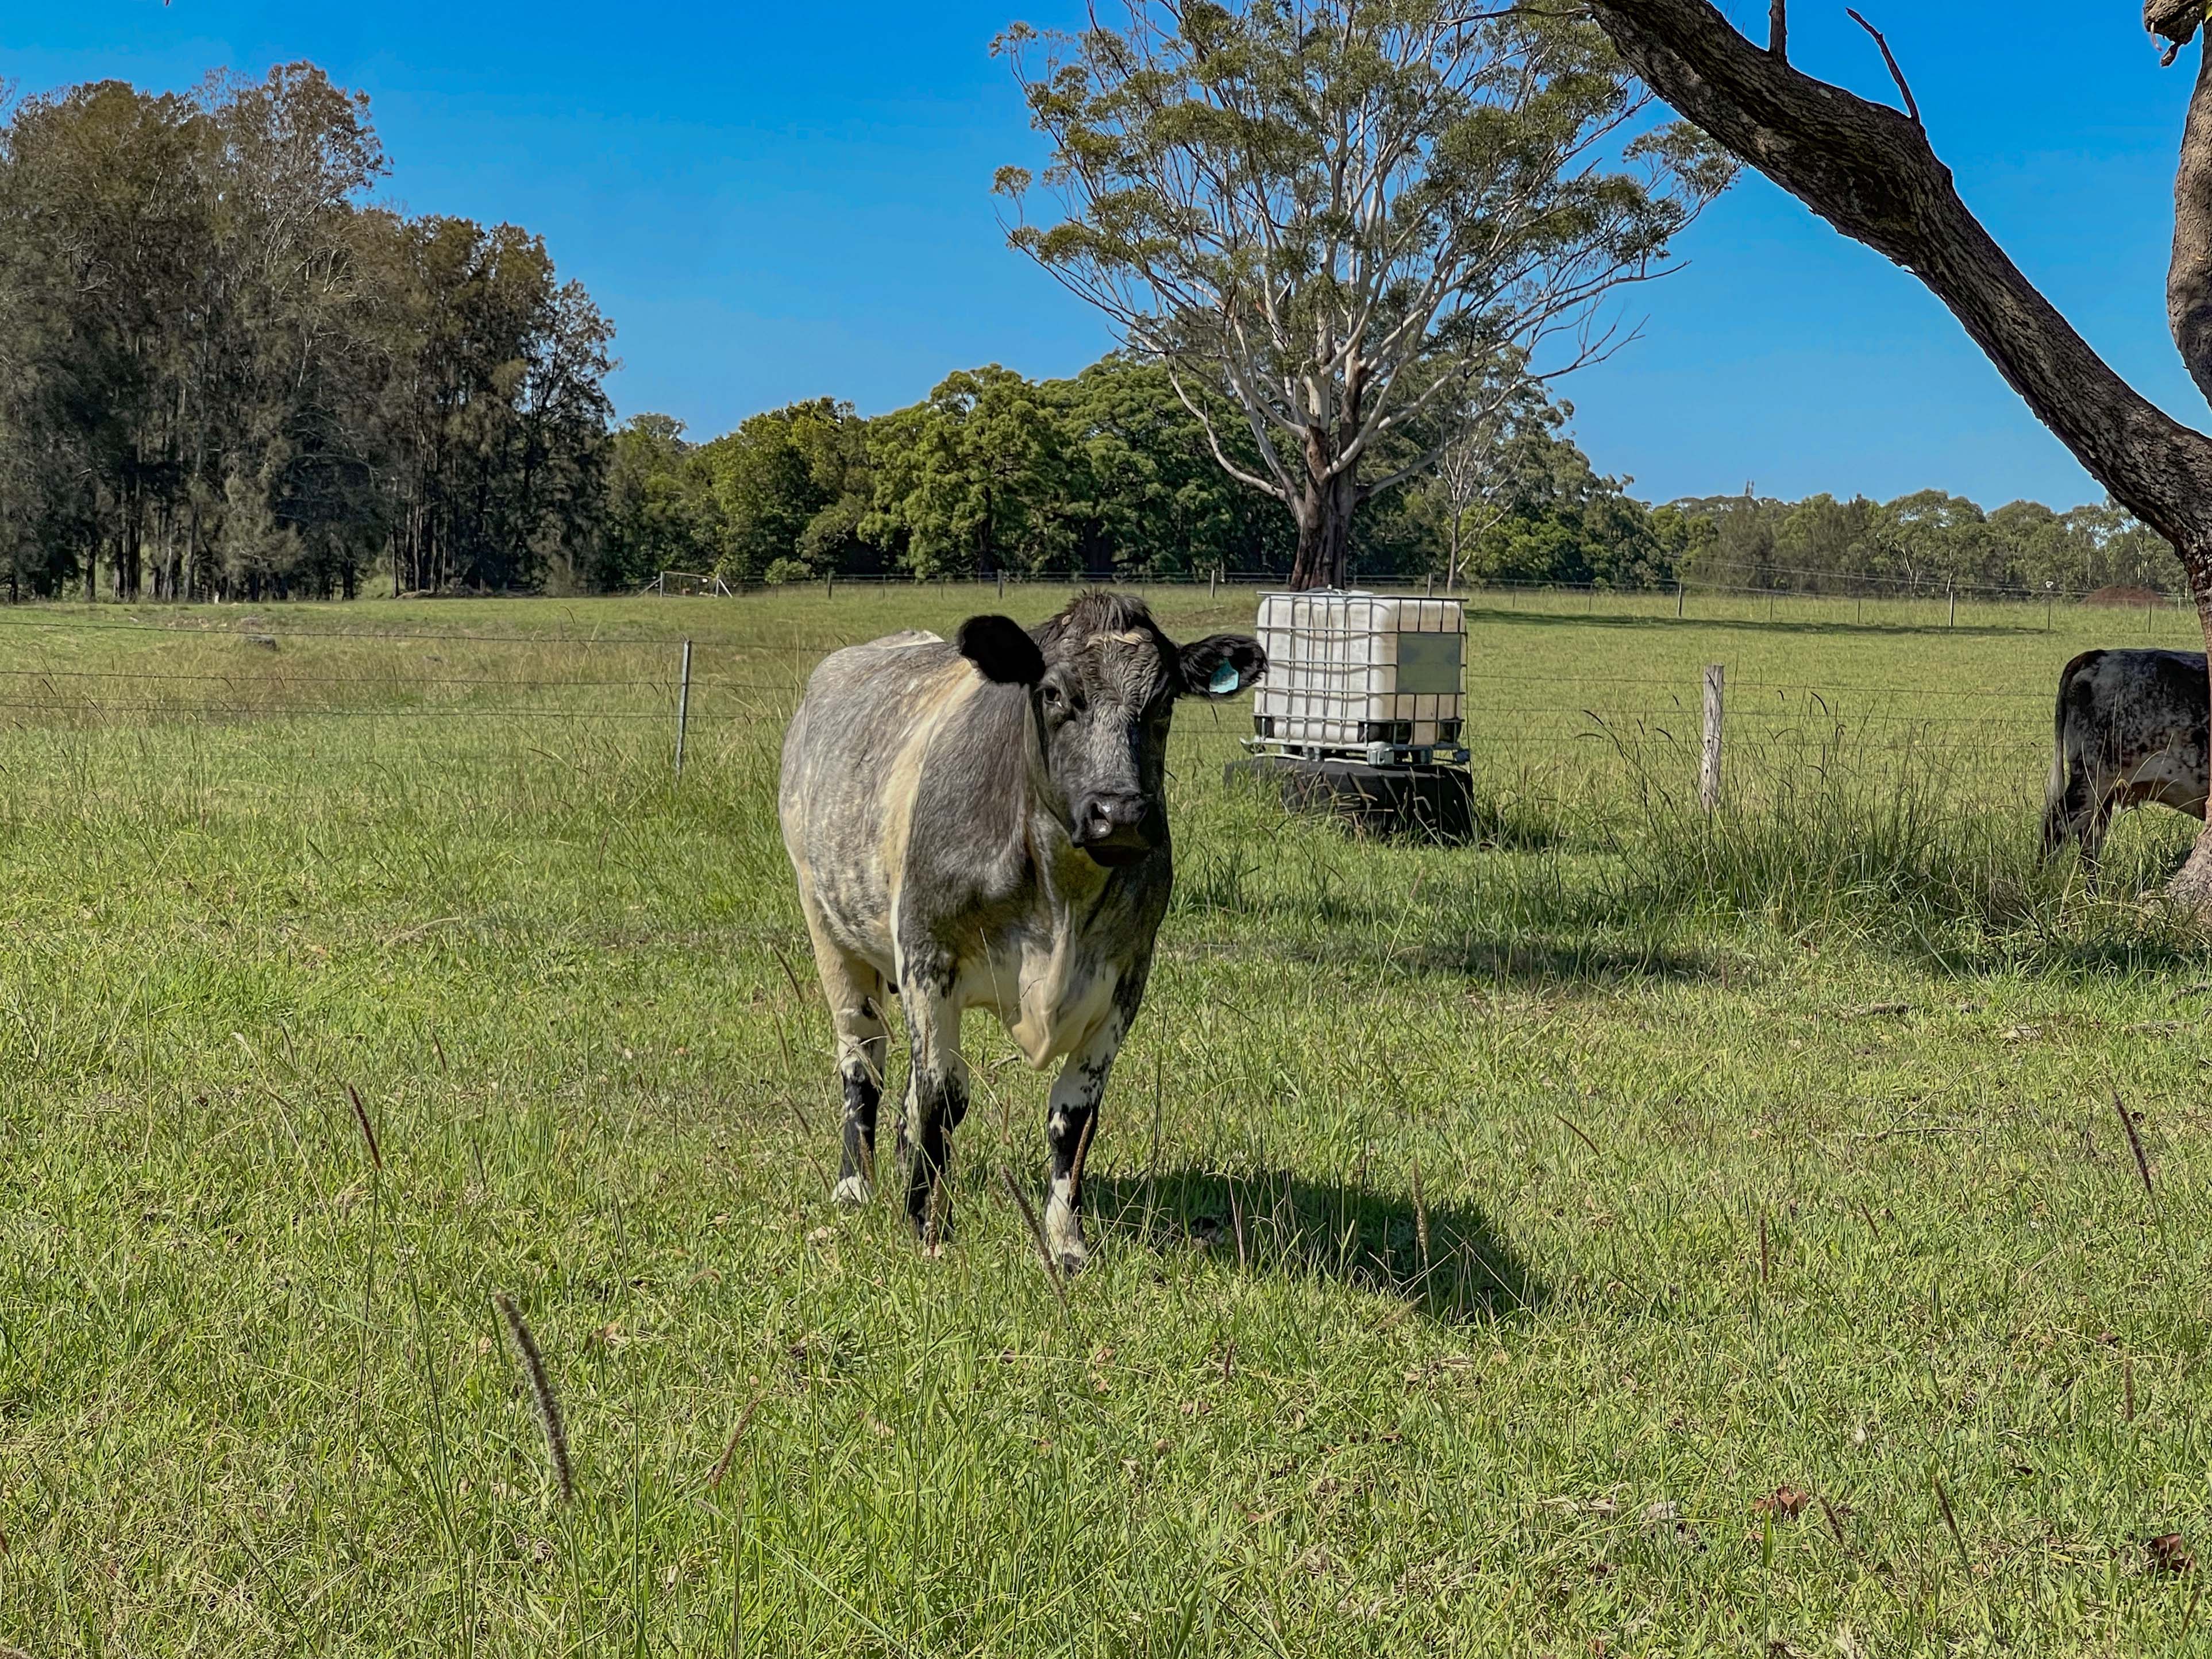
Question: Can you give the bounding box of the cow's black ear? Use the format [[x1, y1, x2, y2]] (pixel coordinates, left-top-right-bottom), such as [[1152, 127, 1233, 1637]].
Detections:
[[956, 614, 1046, 686], [1177, 633, 1266, 699]]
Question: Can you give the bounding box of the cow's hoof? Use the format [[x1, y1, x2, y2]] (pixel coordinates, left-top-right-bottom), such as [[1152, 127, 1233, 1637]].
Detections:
[[911, 1217, 951, 1254], [833, 1174, 871, 1209], [1055, 1245, 1089, 1278]]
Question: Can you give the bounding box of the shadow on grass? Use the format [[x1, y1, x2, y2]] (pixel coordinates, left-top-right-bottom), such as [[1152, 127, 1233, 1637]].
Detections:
[[1400, 932, 1723, 986], [1211, 767, 1572, 856], [1244, 927, 1725, 988], [1087, 1165, 1546, 1325]]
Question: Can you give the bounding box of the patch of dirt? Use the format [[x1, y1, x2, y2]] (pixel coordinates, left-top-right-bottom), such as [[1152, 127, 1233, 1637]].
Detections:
[[2082, 584, 2168, 608]]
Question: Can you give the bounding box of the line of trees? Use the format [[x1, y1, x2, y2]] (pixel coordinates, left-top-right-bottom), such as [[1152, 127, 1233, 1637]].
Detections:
[[594, 359, 1297, 589], [599, 363, 2172, 597], [595, 356, 1690, 589], [0, 65, 612, 603], [1667, 491, 2185, 599], [0, 59, 2177, 604]]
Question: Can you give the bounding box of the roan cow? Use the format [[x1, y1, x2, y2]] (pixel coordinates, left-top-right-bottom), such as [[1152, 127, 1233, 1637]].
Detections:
[[2042, 647, 2209, 869], [779, 592, 1265, 1267]]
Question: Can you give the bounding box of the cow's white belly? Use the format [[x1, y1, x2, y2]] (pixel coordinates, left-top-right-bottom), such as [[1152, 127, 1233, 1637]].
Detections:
[[2125, 744, 2209, 813], [954, 937, 1118, 1070]]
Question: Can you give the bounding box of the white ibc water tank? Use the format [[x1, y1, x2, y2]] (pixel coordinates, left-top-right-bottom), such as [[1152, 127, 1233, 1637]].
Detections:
[[1250, 591, 1467, 766]]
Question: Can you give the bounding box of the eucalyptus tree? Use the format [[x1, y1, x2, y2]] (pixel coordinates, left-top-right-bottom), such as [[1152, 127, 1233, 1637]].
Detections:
[[1582, 0, 2212, 906], [0, 79, 214, 601], [995, 0, 1730, 588]]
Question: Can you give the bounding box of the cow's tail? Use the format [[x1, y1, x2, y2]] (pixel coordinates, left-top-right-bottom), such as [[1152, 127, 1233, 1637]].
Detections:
[[2042, 654, 2086, 859]]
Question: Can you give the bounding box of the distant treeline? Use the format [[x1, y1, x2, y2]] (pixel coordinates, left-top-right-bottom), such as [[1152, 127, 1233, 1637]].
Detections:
[[1667, 491, 2184, 599], [596, 364, 1687, 591], [0, 64, 2177, 603], [0, 65, 611, 603], [602, 376, 2174, 598]]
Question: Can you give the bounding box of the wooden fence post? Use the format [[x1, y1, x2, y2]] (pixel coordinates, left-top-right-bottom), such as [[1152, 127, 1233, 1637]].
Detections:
[[1947, 582, 1956, 630], [1209, 566, 1219, 601], [1700, 663, 1725, 815], [675, 638, 693, 781], [1677, 581, 1685, 619]]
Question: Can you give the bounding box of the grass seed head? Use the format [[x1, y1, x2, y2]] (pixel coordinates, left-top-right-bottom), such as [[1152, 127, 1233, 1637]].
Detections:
[[493, 1290, 573, 1503], [345, 1082, 383, 1171]]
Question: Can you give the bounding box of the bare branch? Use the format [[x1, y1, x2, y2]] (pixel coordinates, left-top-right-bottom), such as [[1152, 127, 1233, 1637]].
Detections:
[[1159, 356, 1296, 501], [1844, 9, 1920, 126]]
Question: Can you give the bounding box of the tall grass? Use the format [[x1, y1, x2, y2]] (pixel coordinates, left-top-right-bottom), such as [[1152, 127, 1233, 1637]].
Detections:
[[1599, 719, 2198, 971]]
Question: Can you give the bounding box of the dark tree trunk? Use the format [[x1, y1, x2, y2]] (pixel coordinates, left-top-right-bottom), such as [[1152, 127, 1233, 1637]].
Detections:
[[1289, 489, 1355, 590], [1286, 427, 1362, 590], [2176, 578, 2212, 912], [1587, 0, 2212, 910]]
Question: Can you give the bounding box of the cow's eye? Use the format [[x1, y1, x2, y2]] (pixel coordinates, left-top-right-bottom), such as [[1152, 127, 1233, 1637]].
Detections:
[[1040, 684, 1064, 709]]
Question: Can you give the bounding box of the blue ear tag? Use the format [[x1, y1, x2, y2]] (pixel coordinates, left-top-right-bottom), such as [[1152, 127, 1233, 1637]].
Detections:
[[1208, 661, 1240, 695]]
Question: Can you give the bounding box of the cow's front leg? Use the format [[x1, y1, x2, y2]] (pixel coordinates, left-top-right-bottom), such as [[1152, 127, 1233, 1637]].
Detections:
[[1043, 1017, 1125, 1275], [900, 964, 968, 1250]]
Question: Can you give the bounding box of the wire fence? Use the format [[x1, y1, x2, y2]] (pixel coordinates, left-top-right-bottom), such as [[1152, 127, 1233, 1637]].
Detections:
[[0, 587, 2175, 813]]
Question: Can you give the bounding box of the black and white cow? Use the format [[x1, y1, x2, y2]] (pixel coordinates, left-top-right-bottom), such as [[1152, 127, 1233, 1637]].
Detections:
[[778, 591, 1265, 1267], [2042, 647, 2210, 869]]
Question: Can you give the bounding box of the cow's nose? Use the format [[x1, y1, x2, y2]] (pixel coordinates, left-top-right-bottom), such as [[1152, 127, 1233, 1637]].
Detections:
[[1077, 793, 1149, 842]]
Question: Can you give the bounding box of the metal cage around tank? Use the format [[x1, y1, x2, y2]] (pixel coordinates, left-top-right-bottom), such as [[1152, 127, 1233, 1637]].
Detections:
[[1247, 591, 1470, 767]]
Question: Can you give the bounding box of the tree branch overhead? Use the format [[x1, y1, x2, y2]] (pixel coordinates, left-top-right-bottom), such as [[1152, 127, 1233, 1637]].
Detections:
[[1587, 0, 2212, 559], [1583, 0, 2212, 907], [1843, 9, 1919, 126]]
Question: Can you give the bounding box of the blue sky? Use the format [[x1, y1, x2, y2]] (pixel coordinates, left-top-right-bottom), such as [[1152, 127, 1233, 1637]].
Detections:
[[2, 1, 2205, 508]]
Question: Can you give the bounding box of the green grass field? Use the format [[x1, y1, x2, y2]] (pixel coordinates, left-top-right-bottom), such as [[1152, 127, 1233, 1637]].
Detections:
[[4, 585, 2212, 1655]]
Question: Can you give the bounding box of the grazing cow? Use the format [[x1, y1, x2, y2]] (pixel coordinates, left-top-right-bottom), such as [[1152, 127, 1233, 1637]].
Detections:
[[779, 592, 1265, 1267], [2042, 648, 2209, 869]]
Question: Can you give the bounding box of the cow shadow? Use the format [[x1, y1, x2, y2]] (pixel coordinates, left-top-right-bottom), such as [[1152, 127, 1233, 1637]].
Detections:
[[1084, 1165, 1546, 1324]]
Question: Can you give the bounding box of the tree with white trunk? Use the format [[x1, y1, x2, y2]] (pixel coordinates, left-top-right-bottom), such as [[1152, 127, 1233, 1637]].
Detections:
[[994, 0, 1731, 589]]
